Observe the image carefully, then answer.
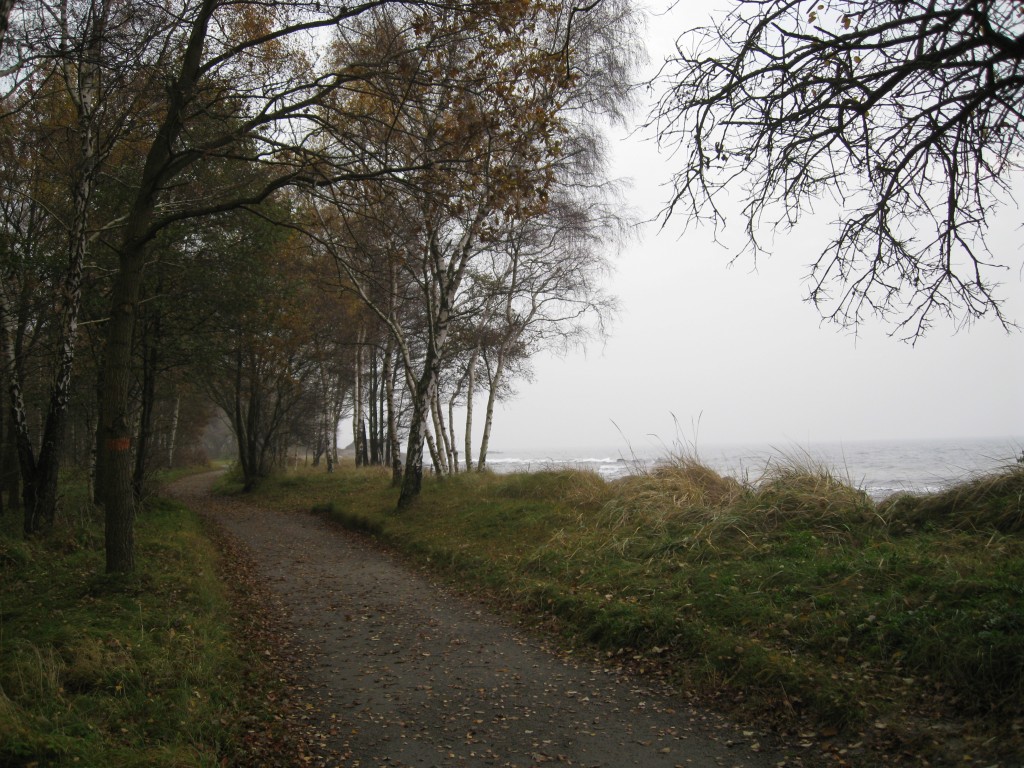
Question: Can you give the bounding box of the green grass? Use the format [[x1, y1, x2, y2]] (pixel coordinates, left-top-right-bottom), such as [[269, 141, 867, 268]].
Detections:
[[0, 474, 264, 767], [246, 457, 1024, 764]]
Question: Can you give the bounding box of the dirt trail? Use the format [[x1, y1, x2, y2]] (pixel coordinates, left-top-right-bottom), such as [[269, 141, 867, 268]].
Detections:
[[169, 472, 782, 768]]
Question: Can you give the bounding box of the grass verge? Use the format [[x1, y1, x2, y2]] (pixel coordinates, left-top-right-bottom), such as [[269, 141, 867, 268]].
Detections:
[[0, 473, 268, 767], [240, 456, 1024, 766]]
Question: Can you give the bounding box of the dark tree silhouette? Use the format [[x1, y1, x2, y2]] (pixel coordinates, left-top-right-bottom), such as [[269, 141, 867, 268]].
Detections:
[[651, 0, 1024, 339]]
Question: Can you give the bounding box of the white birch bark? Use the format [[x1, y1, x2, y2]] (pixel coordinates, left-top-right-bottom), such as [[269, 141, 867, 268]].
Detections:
[[167, 393, 180, 468], [446, 384, 459, 473], [463, 346, 478, 471], [477, 351, 504, 471], [431, 387, 453, 475]]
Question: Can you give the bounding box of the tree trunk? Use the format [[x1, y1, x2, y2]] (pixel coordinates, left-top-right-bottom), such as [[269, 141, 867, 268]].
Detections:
[[242, 352, 265, 490], [398, 357, 441, 508], [330, 393, 340, 471], [312, 415, 324, 466], [231, 350, 247, 482], [133, 308, 159, 501], [377, 358, 385, 464], [100, 247, 144, 572], [368, 350, 379, 464], [352, 333, 364, 467], [431, 388, 453, 475], [397, 315, 448, 506], [330, 380, 345, 472], [425, 420, 442, 476], [0, 364, 18, 512], [398, 396, 426, 508], [4, 420, 17, 513], [166, 393, 179, 468], [359, 420, 369, 466], [325, 420, 333, 471], [92, 367, 104, 504], [447, 388, 459, 473], [85, 408, 97, 500], [463, 347, 478, 471], [383, 339, 402, 487], [98, 0, 219, 572], [477, 350, 506, 471]]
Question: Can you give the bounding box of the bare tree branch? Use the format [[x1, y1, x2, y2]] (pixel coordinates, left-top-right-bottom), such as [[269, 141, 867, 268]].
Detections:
[[650, 0, 1024, 340]]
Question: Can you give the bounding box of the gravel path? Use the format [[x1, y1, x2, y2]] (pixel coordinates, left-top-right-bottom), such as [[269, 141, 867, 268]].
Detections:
[[169, 472, 781, 768]]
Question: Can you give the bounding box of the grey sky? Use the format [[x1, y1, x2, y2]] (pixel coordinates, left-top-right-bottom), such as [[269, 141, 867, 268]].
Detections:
[[486, 1, 1024, 453]]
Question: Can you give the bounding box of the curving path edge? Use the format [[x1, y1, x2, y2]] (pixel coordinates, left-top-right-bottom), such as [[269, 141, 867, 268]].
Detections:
[[168, 471, 785, 768]]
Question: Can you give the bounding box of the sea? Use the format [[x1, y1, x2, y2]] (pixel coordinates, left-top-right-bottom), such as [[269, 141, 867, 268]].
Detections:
[[483, 437, 1024, 500]]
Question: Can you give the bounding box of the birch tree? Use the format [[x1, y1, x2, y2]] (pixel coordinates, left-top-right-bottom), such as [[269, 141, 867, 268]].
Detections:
[[315, 0, 640, 508], [470, 189, 621, 469], [0, 0, 157, 533]]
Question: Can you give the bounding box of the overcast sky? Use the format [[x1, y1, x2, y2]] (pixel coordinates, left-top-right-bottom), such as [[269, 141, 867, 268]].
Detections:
[[486, 1, 1024, 453]]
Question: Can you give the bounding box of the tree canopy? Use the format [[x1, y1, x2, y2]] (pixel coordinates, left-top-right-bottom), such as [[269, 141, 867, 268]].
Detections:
[[0, 0, 639, 569], [301, 1, 636, 505]]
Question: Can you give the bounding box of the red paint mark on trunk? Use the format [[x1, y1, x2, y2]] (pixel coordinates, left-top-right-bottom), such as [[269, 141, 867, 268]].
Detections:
[[106, 437, 131, 452]]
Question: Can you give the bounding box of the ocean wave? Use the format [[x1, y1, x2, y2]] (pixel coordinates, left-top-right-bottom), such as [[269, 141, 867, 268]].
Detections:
[[487, 456, 625, 466]]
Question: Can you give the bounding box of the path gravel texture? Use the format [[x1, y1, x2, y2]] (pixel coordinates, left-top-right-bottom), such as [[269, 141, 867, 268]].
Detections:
[[169, 472, 782, 768]]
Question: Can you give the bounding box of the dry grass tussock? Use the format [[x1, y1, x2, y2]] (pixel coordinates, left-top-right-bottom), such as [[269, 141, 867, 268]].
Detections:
[[879, 462, 1024, 533], [744, 456, 877, 533], [597, 458, 741, 545], [602, 450, 1024, 543], [616, 456, 744, 508], [495, 469, 609, 510], [602, 450, 874, 541], [1, 642, 65, 701]]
